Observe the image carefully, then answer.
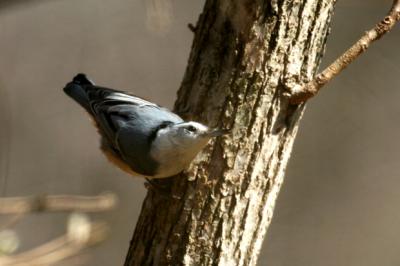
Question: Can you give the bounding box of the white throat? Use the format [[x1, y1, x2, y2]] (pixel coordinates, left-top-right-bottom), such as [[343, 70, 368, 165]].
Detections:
[[149, 129, 208, 178]]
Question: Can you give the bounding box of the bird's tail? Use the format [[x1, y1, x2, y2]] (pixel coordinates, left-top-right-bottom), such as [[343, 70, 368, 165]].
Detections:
[[63, 73, 95, 114]]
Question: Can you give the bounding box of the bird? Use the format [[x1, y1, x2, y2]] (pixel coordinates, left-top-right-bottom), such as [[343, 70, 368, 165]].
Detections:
[[63, 73, 227, 179]]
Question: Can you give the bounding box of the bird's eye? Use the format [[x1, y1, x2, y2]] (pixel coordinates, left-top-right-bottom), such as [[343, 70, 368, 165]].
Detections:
[[186, 125, 197, 132]]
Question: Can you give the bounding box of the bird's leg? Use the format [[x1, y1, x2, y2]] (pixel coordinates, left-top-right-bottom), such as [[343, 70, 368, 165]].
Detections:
[[145, 178, 171, 196]]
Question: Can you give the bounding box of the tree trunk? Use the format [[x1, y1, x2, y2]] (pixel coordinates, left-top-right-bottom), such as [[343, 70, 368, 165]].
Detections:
[[125, 0, 335, 265]]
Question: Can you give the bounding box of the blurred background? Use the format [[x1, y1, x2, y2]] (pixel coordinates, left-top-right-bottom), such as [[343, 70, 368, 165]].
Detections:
[[0, 0, 399, 265]]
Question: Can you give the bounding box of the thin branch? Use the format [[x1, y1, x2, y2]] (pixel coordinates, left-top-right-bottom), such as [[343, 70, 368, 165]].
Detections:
[[0, 213, 25, 230], [0, 192, 117, 214], [0, 222, 108, 266], [188, 23, 197, 33], [290, 0, 400, 104]]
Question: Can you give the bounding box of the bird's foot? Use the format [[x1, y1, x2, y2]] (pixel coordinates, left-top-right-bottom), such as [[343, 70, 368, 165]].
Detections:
[[145, 178, 171, 196]]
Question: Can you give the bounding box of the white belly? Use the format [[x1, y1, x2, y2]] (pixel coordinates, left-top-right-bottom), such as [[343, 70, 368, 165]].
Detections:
[[152, 154, 191, 179]]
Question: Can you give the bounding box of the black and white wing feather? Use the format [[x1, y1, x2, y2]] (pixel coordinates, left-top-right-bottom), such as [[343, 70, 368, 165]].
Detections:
[[63, 73, 183, 176]]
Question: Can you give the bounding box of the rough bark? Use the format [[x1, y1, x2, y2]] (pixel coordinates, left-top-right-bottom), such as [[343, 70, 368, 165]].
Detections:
[[125, 0, 336, 265]]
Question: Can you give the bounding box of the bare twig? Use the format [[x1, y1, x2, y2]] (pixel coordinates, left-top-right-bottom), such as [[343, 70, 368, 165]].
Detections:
[[0, 222, 108, 266], [0, 213, 25, 230], [0, 192, 117, 214], [290, 0, 400, 104], [188, 23, 197, 33], [0, 193, 116, 265]]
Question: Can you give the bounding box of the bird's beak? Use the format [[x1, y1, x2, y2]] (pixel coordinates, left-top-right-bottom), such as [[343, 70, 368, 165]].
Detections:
[[204, 128, 230, 137]]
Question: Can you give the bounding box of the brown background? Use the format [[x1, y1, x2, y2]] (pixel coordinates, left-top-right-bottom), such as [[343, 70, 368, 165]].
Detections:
[[0, 0, 399, 265]]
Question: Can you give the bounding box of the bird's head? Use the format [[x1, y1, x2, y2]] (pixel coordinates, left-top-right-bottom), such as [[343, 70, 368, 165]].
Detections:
[[154, 121, 228, 157], [172, 121, 227, 147]]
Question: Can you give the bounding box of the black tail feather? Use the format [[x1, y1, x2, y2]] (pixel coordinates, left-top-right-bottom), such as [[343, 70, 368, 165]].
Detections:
[[63, 73, 94, 114], [72, 73, 94, 85]]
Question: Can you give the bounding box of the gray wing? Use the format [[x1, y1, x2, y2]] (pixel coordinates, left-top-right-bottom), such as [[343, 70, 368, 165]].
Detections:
[[87, 87, 183, 176]]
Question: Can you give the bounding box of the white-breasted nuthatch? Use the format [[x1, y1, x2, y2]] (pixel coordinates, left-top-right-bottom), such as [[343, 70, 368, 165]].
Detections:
[[63, 73, 227, 179]]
